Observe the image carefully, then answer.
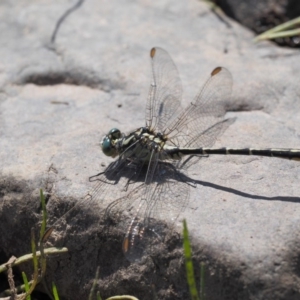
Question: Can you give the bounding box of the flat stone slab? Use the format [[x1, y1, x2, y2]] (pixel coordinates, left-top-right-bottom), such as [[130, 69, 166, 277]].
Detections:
[[1, 1, 300, 299]]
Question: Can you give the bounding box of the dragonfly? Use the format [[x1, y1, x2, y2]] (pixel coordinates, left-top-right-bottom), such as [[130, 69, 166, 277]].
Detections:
[[54, 47, 300, 262]]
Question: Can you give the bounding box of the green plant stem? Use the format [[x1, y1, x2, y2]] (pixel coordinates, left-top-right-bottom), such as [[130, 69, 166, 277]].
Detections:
[[0, 247, 68, 273], [267, 16, 300, 34], [22, 272, 31, 300], [183, 219, 199, 300], [52, 282, 60, 300], [255, 16, 300, 41], [89, 266, 100, 300], [39, 189, 48, 241], [255, 28, 300, 41], [199, 263, 205, 300], [105, 296, 139, 300]]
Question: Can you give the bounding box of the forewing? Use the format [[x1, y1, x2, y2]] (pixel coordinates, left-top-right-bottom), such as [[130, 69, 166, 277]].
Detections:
[[146, 47, 183, 132], [166, 67, 233, 148]]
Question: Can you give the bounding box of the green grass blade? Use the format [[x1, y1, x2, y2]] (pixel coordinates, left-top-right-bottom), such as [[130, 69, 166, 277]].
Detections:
[[31, 228, 38, 275], [39, 189, 48, 241], [265, 16, 300, 34], [255, 28, 300, 41], [22, 272, 31, 300], [183, 219, 199, 300], [106, 296, 139, 300], [199, 262, 205, 300], [39, 238, 47, 278], [97, 291, 102, 300], [89, 266, 100, 300], [52, 282, 60, 300], [23, 228, 39, 296], [254, 16, 300, 41], [39, 189, 52, 278]]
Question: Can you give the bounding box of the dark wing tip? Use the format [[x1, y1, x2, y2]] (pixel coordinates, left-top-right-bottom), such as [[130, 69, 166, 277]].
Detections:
[[150, 47, 156, 58], [211, 66, 222, 76]]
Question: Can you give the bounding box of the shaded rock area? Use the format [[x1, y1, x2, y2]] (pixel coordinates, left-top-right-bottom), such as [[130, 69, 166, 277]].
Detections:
[[215, 0, 300, 47], [1, 1, 300, 299]]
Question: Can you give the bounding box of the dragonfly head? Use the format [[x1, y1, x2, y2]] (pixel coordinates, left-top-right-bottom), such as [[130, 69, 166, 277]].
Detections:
[[101, 128, 121, 157]]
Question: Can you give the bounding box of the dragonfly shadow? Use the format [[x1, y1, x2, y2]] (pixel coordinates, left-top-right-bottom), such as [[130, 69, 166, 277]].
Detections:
[[192, 178, 300, 203]]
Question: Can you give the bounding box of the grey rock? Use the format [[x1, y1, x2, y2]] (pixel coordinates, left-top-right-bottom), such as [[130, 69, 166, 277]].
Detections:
[[1, 0, 300, 299]]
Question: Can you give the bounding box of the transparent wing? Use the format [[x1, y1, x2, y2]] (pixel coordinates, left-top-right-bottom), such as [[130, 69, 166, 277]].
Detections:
[[178, 118, 236, 170], [146, 47, 183, 132], [165, 67, 233, 148], [50, 157, 147, 233], [108, 151, 162, 262], [105, 160, 190, 262], [145, 162, 190, 224]]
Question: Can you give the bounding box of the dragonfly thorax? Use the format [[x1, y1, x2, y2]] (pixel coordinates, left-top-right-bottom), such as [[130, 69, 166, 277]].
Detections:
[[101, 127, 170, 162]]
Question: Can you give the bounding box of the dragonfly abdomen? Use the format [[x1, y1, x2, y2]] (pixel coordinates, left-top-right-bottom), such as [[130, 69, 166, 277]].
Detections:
[[167, 147, 300, 161]]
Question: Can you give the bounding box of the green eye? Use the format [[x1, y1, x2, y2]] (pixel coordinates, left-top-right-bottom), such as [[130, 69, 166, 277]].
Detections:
[[109, 128, 121, 139], [101, 136, 115, 156], [101, 128, 121, 157]]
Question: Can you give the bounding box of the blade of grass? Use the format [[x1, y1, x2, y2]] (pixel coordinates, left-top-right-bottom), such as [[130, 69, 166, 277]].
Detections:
[[255, 28, 300, 41], [255, 16, 300, 41], [183, 219, 199, 300], [97, 291, 102, 300], [39, 189, 48, 241], [15, 230, 40, 300], [52, 282, 60, 300], [89, 266, 100, 300], [22, 228, 40, 297], [105, 296, 139, 300], [19, 229, 45, 299], [199, 262, 205, 300], [22, 272, 31, 300], [40, 234, 47, 278], [267, 16, 300, 34], [31, 228, 38, 279]]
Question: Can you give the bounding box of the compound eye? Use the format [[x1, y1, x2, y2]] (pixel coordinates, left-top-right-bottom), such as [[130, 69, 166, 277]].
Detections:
[[109, 128, 121, 139], [101, 136, 115, 156]]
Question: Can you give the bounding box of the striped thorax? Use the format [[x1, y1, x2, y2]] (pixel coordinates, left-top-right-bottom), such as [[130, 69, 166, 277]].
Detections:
[[101, 127, 179, 162]]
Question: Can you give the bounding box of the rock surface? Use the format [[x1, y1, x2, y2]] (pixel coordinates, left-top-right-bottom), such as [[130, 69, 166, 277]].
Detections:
[[1, 0, 300, 299]]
